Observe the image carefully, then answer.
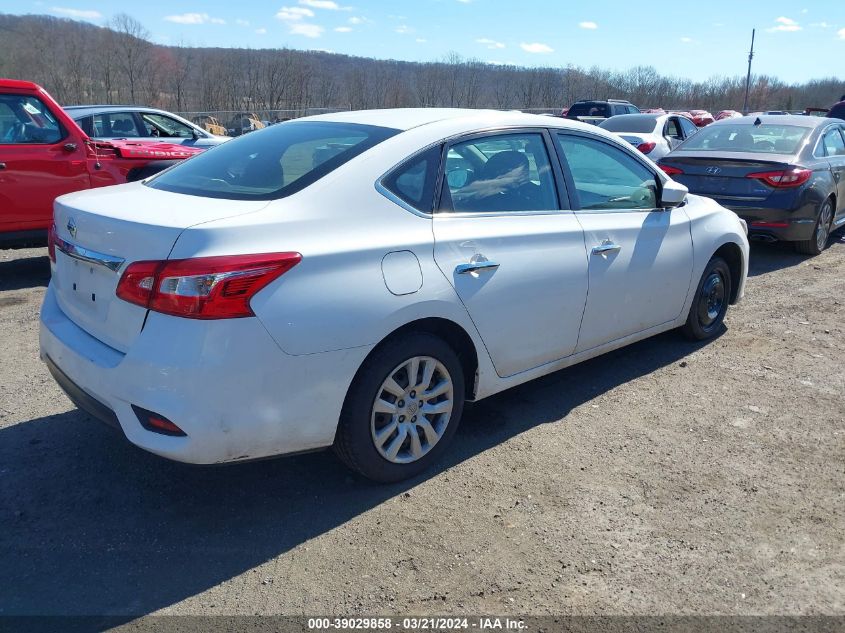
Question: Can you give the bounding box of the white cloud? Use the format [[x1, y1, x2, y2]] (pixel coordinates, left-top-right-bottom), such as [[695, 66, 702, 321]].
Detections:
[[236, 18, 250, 26], [415, 37, 427, 43], [476, 37, 505, 49], [299, 0, 349, 9], [395, 24, 413, 34], [349, 16, 364, 24], [520, 42, 553, 53], [255, 27, 267, 34], [334, 26, 352, 32], [680, 36, 695, 43], [289, 22, 324, 37], [164, 12, 225, 25], [457, 0, 473, 3], [276, 7, 314, 21], [579, 21, 598, 30], [767, 16, 802, 32], [811, 22, 831, 28], [50, 6, 102, 19], [839, 27, 845, 39]]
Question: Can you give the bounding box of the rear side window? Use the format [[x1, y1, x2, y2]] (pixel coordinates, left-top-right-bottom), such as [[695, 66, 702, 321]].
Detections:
[[382, 145, 442, 213], [148, 121, 399, 200], [0, 94, 63, 144], [680, 124, 810, 154], [822, 129, 845, 157], [679, 117, 698, 138], [556, 133, 658, 211]]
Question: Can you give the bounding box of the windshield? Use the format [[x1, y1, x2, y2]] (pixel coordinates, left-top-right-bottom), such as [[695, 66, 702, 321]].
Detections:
[[599, 116, 658, 133], [147, 121, 400, 200], [679, 124, 811, 154]]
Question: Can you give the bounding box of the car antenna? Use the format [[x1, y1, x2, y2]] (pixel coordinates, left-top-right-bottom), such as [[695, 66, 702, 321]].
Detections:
[[754, 117, 762, 126]]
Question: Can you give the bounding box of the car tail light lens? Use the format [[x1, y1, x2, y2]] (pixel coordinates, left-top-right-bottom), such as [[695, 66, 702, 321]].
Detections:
[[48, 224, 57, 263], [746, 168, 812, 188], [660, 165, 684, 176], [116, 252, 302, 319], [636, 141, 657, 155]]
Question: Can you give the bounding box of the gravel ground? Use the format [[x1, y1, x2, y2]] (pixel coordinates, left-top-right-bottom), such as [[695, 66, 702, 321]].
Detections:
[[0, 237, 843, 618]]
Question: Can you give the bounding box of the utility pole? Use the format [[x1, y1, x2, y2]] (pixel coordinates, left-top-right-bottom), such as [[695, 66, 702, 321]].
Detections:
[[742, 29, 756, 114]]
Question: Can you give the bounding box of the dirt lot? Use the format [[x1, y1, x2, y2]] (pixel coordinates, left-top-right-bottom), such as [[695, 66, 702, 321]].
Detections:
[[0, 238, 843, 619]]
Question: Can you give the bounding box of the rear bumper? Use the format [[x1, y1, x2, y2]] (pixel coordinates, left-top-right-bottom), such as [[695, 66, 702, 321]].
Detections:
[[39, 284, 369, 464], [714, 203, 817, 242]]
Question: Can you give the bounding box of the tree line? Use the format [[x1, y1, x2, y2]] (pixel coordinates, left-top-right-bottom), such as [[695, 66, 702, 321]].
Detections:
[[1, 13, 843, 117]]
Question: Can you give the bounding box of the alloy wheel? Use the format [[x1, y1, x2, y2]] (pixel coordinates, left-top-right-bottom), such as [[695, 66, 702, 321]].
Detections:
[[816, 201, 833, 252], [370, 356, 454, 464]]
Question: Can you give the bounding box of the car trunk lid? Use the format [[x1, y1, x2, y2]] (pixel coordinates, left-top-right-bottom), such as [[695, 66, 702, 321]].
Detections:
[[660, 153, 796, 200], [52, 182, 269, 352]]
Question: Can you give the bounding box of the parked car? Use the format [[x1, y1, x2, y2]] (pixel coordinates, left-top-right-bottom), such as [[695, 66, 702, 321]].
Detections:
[[66, 105, 229, 148], [827, 100, 845, 121], [0, 79, 202, 248], [689, 110, 715, 127], [191, 115, 228, 136], [658, 115, 845, 255], [715, 110, 742, 121], [565, 99, 640, 125], [642, 108, 666, 114], [227, 112, 265, 137], [41, 109, 748, 482], [599, 112, 699, 160]]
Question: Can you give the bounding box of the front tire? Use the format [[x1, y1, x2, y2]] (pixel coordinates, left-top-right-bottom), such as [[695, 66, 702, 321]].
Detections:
[[681, 256, 732, 341], [795, 198, 834, 256], [334, 332, 465, 483]]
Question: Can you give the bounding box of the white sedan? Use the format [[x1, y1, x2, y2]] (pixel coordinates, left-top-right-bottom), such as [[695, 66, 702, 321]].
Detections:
[[40, 109, 749, 482], [599, 113, 700, 160]]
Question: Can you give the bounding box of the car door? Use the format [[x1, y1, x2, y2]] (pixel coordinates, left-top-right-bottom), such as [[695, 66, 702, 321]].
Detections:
[[553, 131, 693, 353], [432, 130, 589, 378], [820, 126, 845, 220], [0, 93, 89, 232]]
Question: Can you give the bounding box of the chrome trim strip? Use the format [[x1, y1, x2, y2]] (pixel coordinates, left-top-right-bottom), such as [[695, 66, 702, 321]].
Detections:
[[56, 238, 125, 272]]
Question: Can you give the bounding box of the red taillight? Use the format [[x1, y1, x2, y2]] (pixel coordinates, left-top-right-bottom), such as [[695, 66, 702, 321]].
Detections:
[[48, 224, 57, 263], [116, 252, 302, 319], [746, 168, 812, 188], [750, 221, 790, 228], [636, 141, 657, 155], [132, 405, 186, 436], [660, 165, 684, 176]]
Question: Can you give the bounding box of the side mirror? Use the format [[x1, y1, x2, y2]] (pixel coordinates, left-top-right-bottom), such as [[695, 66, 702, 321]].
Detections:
[[660, 179, 688, 208]]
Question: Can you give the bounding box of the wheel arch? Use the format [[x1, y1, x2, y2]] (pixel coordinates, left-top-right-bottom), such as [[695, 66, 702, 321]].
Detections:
[[352, 317, 480, 401], [712, 241, 744, 304]]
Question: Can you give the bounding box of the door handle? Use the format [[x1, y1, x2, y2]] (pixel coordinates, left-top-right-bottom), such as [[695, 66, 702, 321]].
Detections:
[[592, 241, 622, 255], [456, 260, 500, 275]]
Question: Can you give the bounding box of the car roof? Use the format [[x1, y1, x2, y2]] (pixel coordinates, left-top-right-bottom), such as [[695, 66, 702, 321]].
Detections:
[[711, 114, 833, 128], [0, 78, 41, 91], [604, 113, 665, 121], [64, 105, 167, 118], [300, 108, 587, 132]]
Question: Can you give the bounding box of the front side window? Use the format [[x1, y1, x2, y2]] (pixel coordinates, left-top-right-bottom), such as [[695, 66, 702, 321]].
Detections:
[[92, 112, 144, 138], [439, 132, 559, 213], [556, 133, 658, 211], [822, 128, 845, 157], [142, 113, 195, 139], [0, 95, 63, 144], [148, 121, 399, 200]]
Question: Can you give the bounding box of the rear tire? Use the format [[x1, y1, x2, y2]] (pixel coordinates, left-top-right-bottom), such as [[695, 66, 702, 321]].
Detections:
[[681, 256, 732, 341], [795, 198, 834, 256], [334, 332, 465, 483]]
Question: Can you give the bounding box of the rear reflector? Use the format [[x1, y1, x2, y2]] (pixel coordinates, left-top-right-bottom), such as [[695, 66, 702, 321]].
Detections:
[[660, 165, 684, 176], [750, 221, 790, 228], [116, 252, 302, 319], [132, 405, 187, 437], [746, 168, 812, 188]]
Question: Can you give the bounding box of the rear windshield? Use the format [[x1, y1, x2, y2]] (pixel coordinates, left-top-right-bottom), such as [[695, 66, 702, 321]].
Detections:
[[568, 103, 610, 118], [679, 124, 811, 154], [147, 121, 400, 200], [599, 116, 658, 133]]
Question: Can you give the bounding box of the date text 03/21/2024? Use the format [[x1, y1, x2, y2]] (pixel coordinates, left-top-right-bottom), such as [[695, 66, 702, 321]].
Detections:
[[307, 617, 528, 630]]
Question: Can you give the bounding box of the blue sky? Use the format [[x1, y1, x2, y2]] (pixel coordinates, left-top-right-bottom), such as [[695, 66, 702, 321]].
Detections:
[[6, 1, 845, 83]]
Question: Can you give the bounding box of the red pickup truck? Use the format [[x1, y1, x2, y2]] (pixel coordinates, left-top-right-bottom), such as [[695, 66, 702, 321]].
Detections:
[[0, 79, 202, 248]]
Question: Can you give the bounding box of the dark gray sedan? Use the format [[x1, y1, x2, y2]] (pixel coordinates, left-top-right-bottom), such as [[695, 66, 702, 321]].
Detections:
[[658, 115, 845, 255]]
